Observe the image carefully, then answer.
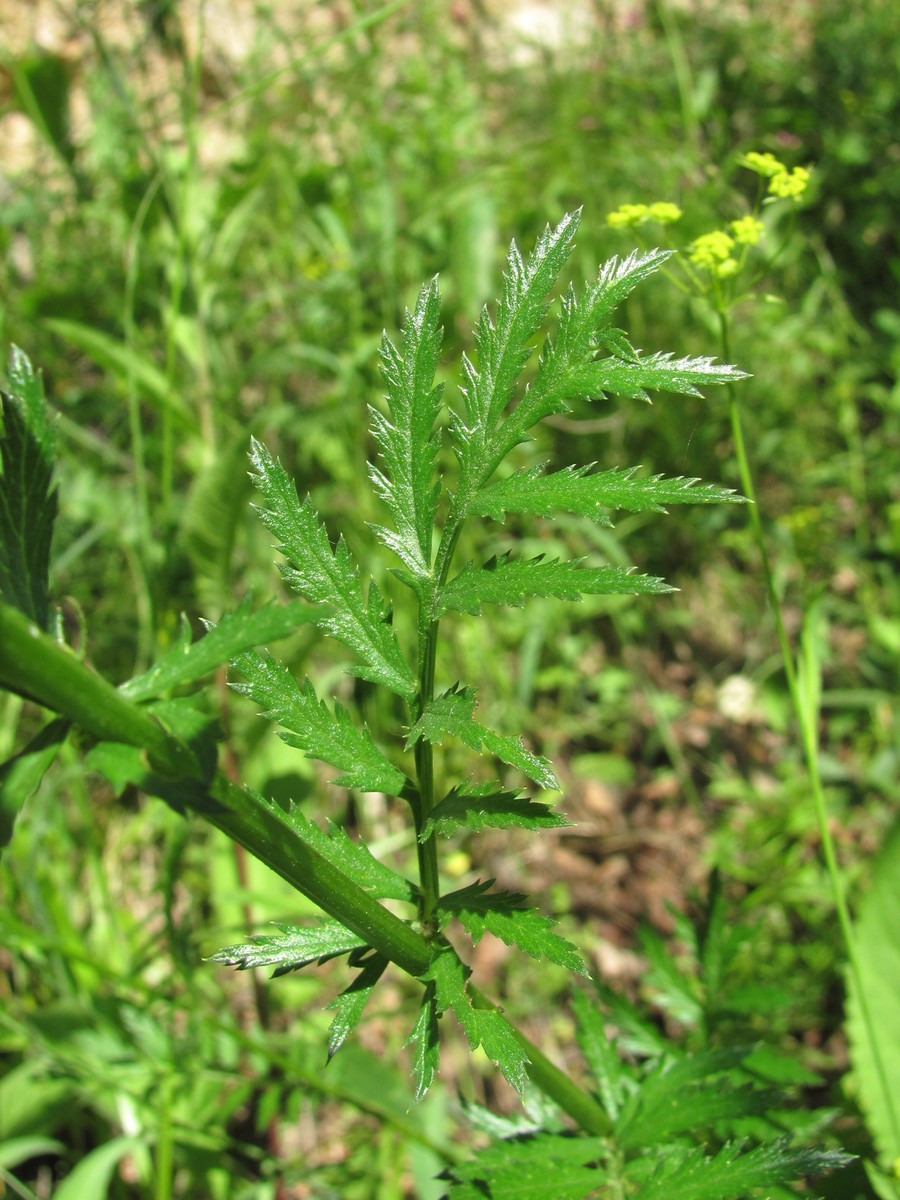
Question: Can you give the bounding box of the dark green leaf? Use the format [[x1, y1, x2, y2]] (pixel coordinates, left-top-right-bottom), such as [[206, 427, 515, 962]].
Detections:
[[209, 920, 367, 977], [249, 438, 415, 698], [422, 781, 570, 840], [440, 553, 673, 615], [0, 347, 58, 628], [406, 684, 559, 790], [370, 277, 444, 578], [327, 952, 388, 1059], [473, 464, 745, 524], [122, 598, 319, 701], [407, 984, 441, 1100], [630, 1139, 854, 1200], [230, 648, 409, 797], [571, 988, 628, 1120], [438, 880, 587, 976]]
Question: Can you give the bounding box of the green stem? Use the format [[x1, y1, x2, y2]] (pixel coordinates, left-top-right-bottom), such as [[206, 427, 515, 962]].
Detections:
[[414, 612, 441, 928], [720, 310, 900, 1156], [469, 985, 612, 1136]]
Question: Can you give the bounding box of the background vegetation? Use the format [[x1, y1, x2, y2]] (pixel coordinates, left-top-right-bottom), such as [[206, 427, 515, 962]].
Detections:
[[1, 1, 898, 1196]]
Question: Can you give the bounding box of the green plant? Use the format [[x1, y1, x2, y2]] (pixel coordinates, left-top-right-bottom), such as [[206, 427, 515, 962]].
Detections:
[[1, 214, 852, 1195]]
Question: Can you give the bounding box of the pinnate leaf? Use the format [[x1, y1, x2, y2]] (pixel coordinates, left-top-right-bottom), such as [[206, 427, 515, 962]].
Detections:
[[438, 879, 588, 976], [444, 1133, 609, 1200], [440, 553, 673, 615], [210, 920, 366, 977], [0, 347, 58, 628], [473, 464, 744, 524], [369, 277, 444, 577], [572, 351, 749, 404], [426, 949, 530, 1092], [281, 809, 416, 902], [406, 684, 558, 790], [629, 1139, 853, 1200], [122, 597, 319, 701], [249, 437, 415, 698], [422, 781, 569, 840], [230, 648, 408, 797]]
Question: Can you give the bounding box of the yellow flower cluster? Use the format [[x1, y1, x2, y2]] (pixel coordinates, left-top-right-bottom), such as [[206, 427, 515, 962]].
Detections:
[[739, 151, 811, 201], [688, 230, 739, 278], [605, 201, 683, 229], [730, 215, 765, 245]]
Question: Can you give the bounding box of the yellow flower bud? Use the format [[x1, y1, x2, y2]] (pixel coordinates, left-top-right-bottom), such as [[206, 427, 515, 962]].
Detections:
[[730, 216, 765, 245], [739, 151, 784, 178], [768, 166, 811, 199]]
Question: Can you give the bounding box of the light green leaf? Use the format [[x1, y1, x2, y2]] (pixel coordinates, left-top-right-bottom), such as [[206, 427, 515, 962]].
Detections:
[[571, 988, 628, 1120], [440, 553, 673, 615], [425, 949, 531, 1092], [407, 984, 440, 1100], [43, 318, 191, 425], [0, 347, 58, 628], [453, 212, 580, 472], [249, 437, 415, 698], [572, 351, 749, 403], [230, 648, 409, 797], [283, 810, 416, 902], [121, 598, 319, 702], [406, 684, 558, 790], [1, 717, 67, 850], [52, 1135, 144, 1200], [846, 818, 900, 1169], [438, 879, 587, 976], [327, 952, 388, 1059], [0, 1135, 64, 1170], [369, 277, 444, 577], [422, 781, 570, 840], [209, 919, 367, 977], [630, 1139, 853, 1200], [473, 464, 745, 524]]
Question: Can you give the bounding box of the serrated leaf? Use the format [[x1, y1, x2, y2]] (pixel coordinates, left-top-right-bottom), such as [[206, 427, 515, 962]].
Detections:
[[121, 598, 320, 702], [369, 277, 444, 577], [439, 553, 673, 616], [282, 810, 416, 902], [230, 648, 408, 797], [630, 1139, 853, 1200], [407, 983, 440, 1099], [572, 351, 749, 404], [453, 212, 580, 472], [327, 952, 388, 1059], [425, 949, 531, 1092], [445, 1133, 609, 1200], [406, 684, 558, 790], [473, 464, 745, 524], [438, 879, 587, 976], [249, 437, 415, 698], [209, 919, 367, 977], [422, 780, 570, 839], [0, 347, 58, 628]]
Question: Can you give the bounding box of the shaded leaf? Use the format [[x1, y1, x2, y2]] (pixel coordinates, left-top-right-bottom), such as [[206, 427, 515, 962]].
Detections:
[[439, 880, 587, 976], [0, 347, 58, 628], [230, 648, 408, 797], [407, 983, 441, 1099], [249, 437, 415, 698], [209, 920, 366, 977], [445, 1133, 609, 1200], [0, 717, 68, 850], [440, 553, 673, 615], [122, 598, 319, 702], [422, 781, 570, 840], [369, 277, 444, 577], [571, 988, 628, 1121], [327, 952, 388, 1059], [406, 684, 558, 790]]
